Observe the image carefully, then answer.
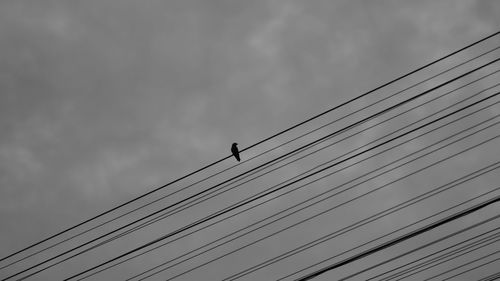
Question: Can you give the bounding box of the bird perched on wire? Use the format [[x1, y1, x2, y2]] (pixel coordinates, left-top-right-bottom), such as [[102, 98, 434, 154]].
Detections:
[[231, 143, 240, 162]]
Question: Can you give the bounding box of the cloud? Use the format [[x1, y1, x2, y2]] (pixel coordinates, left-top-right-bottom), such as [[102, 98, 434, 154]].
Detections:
[[1, 1, 499, 280]]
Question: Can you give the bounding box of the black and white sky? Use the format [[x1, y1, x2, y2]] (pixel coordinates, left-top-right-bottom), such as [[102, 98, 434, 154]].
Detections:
[[1, 0, 500, 280]]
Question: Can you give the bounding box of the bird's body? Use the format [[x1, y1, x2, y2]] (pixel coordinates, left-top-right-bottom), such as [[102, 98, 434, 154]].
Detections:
[[231, 143, 240, 162]]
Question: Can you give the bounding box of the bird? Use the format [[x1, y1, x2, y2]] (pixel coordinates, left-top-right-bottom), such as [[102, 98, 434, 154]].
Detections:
[[231, 143, 240, 162]]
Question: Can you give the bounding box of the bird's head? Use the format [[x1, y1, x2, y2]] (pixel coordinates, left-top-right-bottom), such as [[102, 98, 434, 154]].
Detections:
[[232, 142, 238, 146]]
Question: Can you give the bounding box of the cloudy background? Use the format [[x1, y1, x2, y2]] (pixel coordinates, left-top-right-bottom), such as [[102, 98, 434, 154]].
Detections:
[[1, 0, 500, 280]]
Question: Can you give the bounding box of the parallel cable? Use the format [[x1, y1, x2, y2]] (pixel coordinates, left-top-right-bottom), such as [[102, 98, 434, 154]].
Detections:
[[291, 196, 500, 281], [216, 92, 500, 280], [81, 97, 500, 280], [424, 249, 500, 281], [385, 233, 500, 281], [8, 58, 499, 281], [224, 137, 500, 281], [276, 188, 500, 281], [161, 115, 498, 278], [361, 228, 500, 280], [344, 225, 500, 280], [127, 72, 500, 244], [141, 163, 500, 281], [94, 73, 500, 277], [7, 51, 499, 274], [123, 103, 500, 280], [477, 271, 500, 281], [28, 89, 500, 281], [3, 29, 499, 266], [53, 88, 500, 280]]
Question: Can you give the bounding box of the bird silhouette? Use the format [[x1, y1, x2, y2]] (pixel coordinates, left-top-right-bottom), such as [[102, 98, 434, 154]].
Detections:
[[231, 143, 240, 162]]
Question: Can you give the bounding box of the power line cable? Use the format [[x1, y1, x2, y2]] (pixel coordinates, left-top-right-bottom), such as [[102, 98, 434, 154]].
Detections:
[[6, 50, 500, 275], [55, 89, 500, 280], [291, 196, 500, 281], [18, 87, 500, 281], [477, 271, 500, 281], [351, 226, 500, 280], [355, 226, 500, 281], [385, 233, 500, 281], [85, 96, 500, 280], [8, 56, 498, 281], [223, 135, 500, 281], [3, 29, 499, 266], [137, 162, 500, 281], [425, 249, 500, 281], [106, 75, 500, 271], [148, 115, 500, 280], [122, 102, 500, 280], [134, 74, 500, 240], [276, 188, 500, 281]]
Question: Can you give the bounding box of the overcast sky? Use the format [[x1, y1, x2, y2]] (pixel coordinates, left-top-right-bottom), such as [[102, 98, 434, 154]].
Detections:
[[1, 0, 500, 280]]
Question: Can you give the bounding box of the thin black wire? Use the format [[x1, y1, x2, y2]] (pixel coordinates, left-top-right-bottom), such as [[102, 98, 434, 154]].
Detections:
[[172, 42, 500, 219], [292, 196, 500, 281], [124, 72, 500, 245], [156, 42, 500, 230], [5, 17, 496, 271], [477, 271, 500, 281], [165, 124, 500, 280], [365, 229, 500, 280], [135, 72, 500, 234], [217, 91, 500, 278], [56, 91, 500, 280], [78, 89, 500, 278], [83, 94, 500, 280], [8, 57, 498, 281], [8, 56, 497, 277], [224, 139, 500, 281], [425, 249, 500, 281], [386, 234, 500, 281], [343, 225, 500, 280], [276, 187, 500, 281], [121, 102, 500, 280], [100, 73, 500, 276], [141, 161, 500, 281], [68, 91, 500, 281], [95, 84, 500, 280]]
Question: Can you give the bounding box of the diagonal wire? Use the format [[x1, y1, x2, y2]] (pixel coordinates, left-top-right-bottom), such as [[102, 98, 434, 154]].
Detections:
[[121, 103, 500, 280], [102, 89, 500, 280], [5, 16, 498, 272], [388, 234, 500, 281], [425, 249, 500, 281], [120, 70, 500, 249], [477, 271, 500, 281], [292, 196, 500, 281], [217, 92, 500, 280], [361, 228, 500, 280], [75, 90, 500, 280], [171, 134, 500, 279], [86, 73, 500, 281], [359, 227, 500, 281], [225, 139, 500, 281], [59, 89, 500, 280], [8, 57, 499, 281], [277, 188, 500, 281], [81, 95, 500, 280]]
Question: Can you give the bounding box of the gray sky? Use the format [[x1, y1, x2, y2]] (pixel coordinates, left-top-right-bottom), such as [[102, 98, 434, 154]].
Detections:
[[1, 0, 500, 280]]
